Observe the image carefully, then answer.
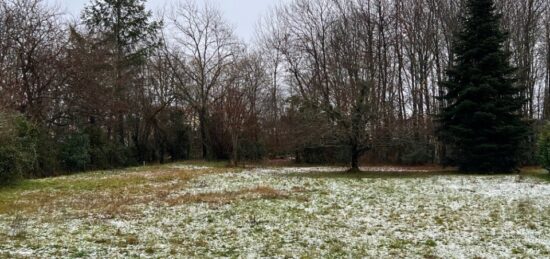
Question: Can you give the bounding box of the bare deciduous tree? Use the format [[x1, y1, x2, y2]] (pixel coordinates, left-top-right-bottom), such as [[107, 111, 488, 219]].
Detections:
[[0, 0, 66, 122], [165, 0, 238, 159]]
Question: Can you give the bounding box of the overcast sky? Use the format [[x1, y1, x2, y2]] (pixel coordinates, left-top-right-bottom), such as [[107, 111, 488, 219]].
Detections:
[[48, 0, 288, 42]]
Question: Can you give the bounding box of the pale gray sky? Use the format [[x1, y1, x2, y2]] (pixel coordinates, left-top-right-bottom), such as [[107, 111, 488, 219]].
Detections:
[[49, 0, 288, 42]]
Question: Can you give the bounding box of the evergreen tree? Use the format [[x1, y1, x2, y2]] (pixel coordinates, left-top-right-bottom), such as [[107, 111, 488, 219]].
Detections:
[[82, 0, 160, 64], [81, 0, 161, 145], [438, 0, 530, 173]]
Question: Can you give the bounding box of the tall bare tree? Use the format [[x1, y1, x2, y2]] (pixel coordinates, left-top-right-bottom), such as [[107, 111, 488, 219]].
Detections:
[[0, 0, 66, 122], [165, 0, 237, 159]]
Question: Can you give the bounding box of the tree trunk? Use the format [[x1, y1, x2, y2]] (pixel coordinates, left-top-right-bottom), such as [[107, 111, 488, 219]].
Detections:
[[350, 144, 360, 172], [199, 111, 208, 160], [118, 114, 125, 145], [545, 23, 550, 119], [230, 133, 239, 167], [159, 143, 165, 164]]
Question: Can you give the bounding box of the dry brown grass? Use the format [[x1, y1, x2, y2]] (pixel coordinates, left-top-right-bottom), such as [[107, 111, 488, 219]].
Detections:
[[0, 166, 295, 219], [0, 167, 226, 217], [165, 186, 289, 206]]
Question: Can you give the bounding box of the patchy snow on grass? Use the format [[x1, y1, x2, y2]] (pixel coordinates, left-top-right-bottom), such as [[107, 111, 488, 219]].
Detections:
[[170, 165, 212, 170], [359, 166, 432, 172], [1, 166, 550, 258]]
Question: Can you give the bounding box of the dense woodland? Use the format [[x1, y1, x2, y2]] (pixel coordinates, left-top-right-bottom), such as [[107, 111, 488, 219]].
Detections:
[[1, 0, 550, 180]]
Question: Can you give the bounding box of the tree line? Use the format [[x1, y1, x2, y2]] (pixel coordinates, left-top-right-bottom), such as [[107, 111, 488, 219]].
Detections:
[[1, 0, 549, 181]]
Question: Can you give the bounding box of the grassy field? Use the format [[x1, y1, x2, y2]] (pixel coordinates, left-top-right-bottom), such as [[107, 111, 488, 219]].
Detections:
[[0, 163, 549, 258]]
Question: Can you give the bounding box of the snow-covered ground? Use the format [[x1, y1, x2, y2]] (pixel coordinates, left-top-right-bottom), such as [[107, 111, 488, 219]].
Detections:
[[1, 166, 550, 258]]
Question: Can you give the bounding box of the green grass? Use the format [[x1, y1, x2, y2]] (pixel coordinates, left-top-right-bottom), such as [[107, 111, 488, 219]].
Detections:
[[0, 161, 246, 216], [0, 163, 549, 257], [0, 163, 190, 215], [0, 169, 149, 205], [532, 174, 550, 182], [1, 162, 548, 217], [538, 174, 550, 182], [2, 173, 145, 192], [1, 160, 228, 191], [0, 171, 148, 215], [521, 168, 550, 182]]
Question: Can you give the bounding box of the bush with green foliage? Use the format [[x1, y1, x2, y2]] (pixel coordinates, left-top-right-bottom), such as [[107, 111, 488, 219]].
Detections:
[[0, 145, 23, 184], [83, 126, 110, 169], [108, 142, 137, 168], [401, 143, 433, 165], [537, 123, 550, 172], [34, 130, 59, 177], [59, 132, 91, 172], [238, 138, 266, 161], [13, 115, 40, 174], [0, 113, 39, 184]]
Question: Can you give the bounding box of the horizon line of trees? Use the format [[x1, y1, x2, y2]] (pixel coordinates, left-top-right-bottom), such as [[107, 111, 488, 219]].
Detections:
[[1, 0, 550, 182]]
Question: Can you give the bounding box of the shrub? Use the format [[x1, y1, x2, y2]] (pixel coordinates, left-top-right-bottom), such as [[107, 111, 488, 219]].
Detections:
[[400, 141, 434, 165], [83, 126, 112, 169], [107, 142, 137, 168], [0, 112, 38, 184], [537, 123, 550, 172], [34, 131, 59, 177], [59, 132, 91, 172], [0, 146, 23, 184], [238, 138, 266, 161], [14, 116, 40, 174]]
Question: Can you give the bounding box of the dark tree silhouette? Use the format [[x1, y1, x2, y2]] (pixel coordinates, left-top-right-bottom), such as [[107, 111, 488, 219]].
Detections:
[[438, 0, 530, 172]]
